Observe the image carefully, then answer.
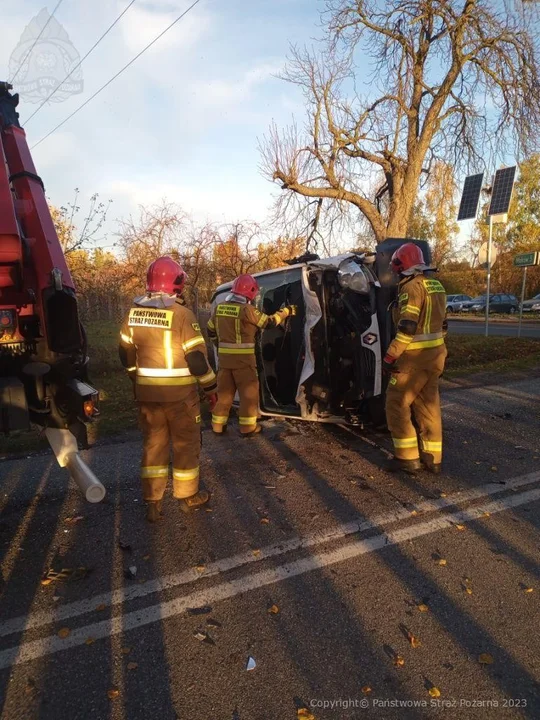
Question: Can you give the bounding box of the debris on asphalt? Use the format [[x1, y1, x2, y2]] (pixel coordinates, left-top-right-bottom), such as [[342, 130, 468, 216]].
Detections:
[[455, 524, 466, 530], [124, 566, 137, 579], [143, 554, 150, 561], [127, 662, 138, 671], [57, 628, 70, 639], [260, 517, 270, 525], [118, 540, 132, 552], [478, 653, 494, 664], [407, 631, 421, 648], [438, 558, 447, 566], [195, 564, 206, 573], [121, 647, 131, 654], [96, 604, 107, 612], [41, 567, 89, 585], [297, 708, 316, 719], [524, 587, 534, 593], [417, 604, 429, 612], [428, 686, 441, 698], [206, 618, 222, 628], [194, 630, 215, 645], [65, 515, 84, 524], [85, 637, 95, 645], [491, 466, 498, 472], [107, 688, 120, 700], [187, 605, 213, 616], [268, 604, 280, 614], [393, 655, 405, 667], [252, 549, 261, 557], [361, 686, 372, 695], [246, 656, 256, 671]]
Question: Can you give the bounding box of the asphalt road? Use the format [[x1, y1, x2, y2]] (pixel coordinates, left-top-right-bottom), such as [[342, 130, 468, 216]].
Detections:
[[448, 319, 540, 338], [1, 377, 540, 720]]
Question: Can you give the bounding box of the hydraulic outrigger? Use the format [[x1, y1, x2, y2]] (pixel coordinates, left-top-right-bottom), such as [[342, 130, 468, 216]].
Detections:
[[0, 82, 105, 502]]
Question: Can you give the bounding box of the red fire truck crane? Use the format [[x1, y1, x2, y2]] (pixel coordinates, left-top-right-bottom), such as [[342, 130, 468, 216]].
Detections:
[[0, 81, 105, 502]]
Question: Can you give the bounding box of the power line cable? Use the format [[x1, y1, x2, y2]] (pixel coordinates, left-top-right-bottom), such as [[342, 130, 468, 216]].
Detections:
[[10, 0, 66, 84], [24, 0, 138, 125], [31, 0, 202, 150]]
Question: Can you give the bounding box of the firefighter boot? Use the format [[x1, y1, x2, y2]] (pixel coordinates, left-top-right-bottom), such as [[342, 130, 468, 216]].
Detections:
[[421, 453, 442, 475], [240, 424, 262, 437], [146, 500, 163, 523], [387, 457, 422, 475], [178, 489, 210, 514], [211, 421, 227, 435]]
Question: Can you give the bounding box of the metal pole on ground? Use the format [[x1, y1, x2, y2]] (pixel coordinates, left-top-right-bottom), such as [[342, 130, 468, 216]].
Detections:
[[485, 215, 493, 337], [518, 266, 527, 339]]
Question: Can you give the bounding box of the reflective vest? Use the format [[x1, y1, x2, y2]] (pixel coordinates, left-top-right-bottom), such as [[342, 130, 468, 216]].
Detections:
[[387, 275, 447, 359], [119, 296, 216, 402]]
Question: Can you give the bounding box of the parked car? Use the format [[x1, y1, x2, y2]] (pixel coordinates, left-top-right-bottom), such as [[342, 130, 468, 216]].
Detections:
[[520, 293, 540, 313], [210, 238, 432, 427], [461, 294, 519, 314], [446, 294, 472, 312]]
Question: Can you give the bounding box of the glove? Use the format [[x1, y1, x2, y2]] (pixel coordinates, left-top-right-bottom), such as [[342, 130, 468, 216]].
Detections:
[[207, 393, 218, 412], [382, 354, 397, 375], [286, 305, 297, 317]]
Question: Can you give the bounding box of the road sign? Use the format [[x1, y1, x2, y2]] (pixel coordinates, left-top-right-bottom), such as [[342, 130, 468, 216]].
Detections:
[[514, 252, 539, 267], [457, 173, 484, 221], [478, 242, 498, 267], [488, 166, 516, 216]]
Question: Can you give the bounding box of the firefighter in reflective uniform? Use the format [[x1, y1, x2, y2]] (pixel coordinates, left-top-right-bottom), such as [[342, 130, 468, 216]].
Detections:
[[119, 257, 218, 522], [383, 243, 448, 475], [207, 274, 296, 436]]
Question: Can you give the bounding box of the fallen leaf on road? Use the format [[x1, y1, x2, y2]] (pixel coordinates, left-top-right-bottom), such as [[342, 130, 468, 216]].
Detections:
[[252, 549, 261, 557], [393, 655, 405, 667], [195, 564, 206, 573], [268, 604, 279, 614], [57, 628, 70, 639], [65, 516, 84, 524], [297, 709, 316, 719], [417, 604, 429, 613], [410, 510, 418, 516], [127, 662, 138, 671], [85, 637, 95, 645], [524, 587, 534, 593], [438, 559, 447, 566], [491, 466, 498, 472], [479, 653, 494, 664], [439, 493, 447, 498], [407, 631, 421, 648], [96, 604, 107, 612], [361, 686, 372, 695], [429, 687, 441, 698], [260, 518, 270, 525], [483, 512, 491, 518], [118, 540, 132, 552], [455, 524, 465, 531], [107, 688, 120, 700], [121, 647, 131, 655], [143, 555, 150, 561], [465, 587, 473, 595]]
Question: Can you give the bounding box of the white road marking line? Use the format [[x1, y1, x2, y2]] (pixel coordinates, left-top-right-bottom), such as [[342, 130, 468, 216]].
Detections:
[[1, 486, 539, 671], [1, 470, 538, 639]]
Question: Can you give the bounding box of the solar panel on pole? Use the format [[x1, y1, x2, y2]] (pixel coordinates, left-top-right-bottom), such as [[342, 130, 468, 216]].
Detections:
[[457, 173, 484, 220], [488, 166, 516, 216]]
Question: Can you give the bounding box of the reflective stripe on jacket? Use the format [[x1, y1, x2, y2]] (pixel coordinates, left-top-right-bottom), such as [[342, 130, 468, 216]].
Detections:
[[387, 275, 447, 360], [119, 295, 216, 402]]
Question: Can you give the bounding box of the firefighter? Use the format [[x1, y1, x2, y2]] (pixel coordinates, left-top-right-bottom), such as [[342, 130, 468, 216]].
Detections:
[[383, 243, 448, 475], [119, 256, 218, 522], [207, 274, 296, 436]]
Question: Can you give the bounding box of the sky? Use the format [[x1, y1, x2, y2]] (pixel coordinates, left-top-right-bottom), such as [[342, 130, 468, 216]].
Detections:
[[0, 0, 321, 249]]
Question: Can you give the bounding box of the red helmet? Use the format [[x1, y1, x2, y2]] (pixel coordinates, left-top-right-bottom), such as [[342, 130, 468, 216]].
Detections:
[[390, 243, 425, 274], [146, 256, 185, 294], [232, 274, 259, 301]]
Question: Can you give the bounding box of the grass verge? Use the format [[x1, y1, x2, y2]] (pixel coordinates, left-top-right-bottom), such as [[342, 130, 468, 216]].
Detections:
[[445, 335, 540, 378]]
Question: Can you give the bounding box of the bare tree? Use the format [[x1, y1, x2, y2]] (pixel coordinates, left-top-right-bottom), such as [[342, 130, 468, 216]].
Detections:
[[261, 0, 540, 244], [51, 189, 112, 254]]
